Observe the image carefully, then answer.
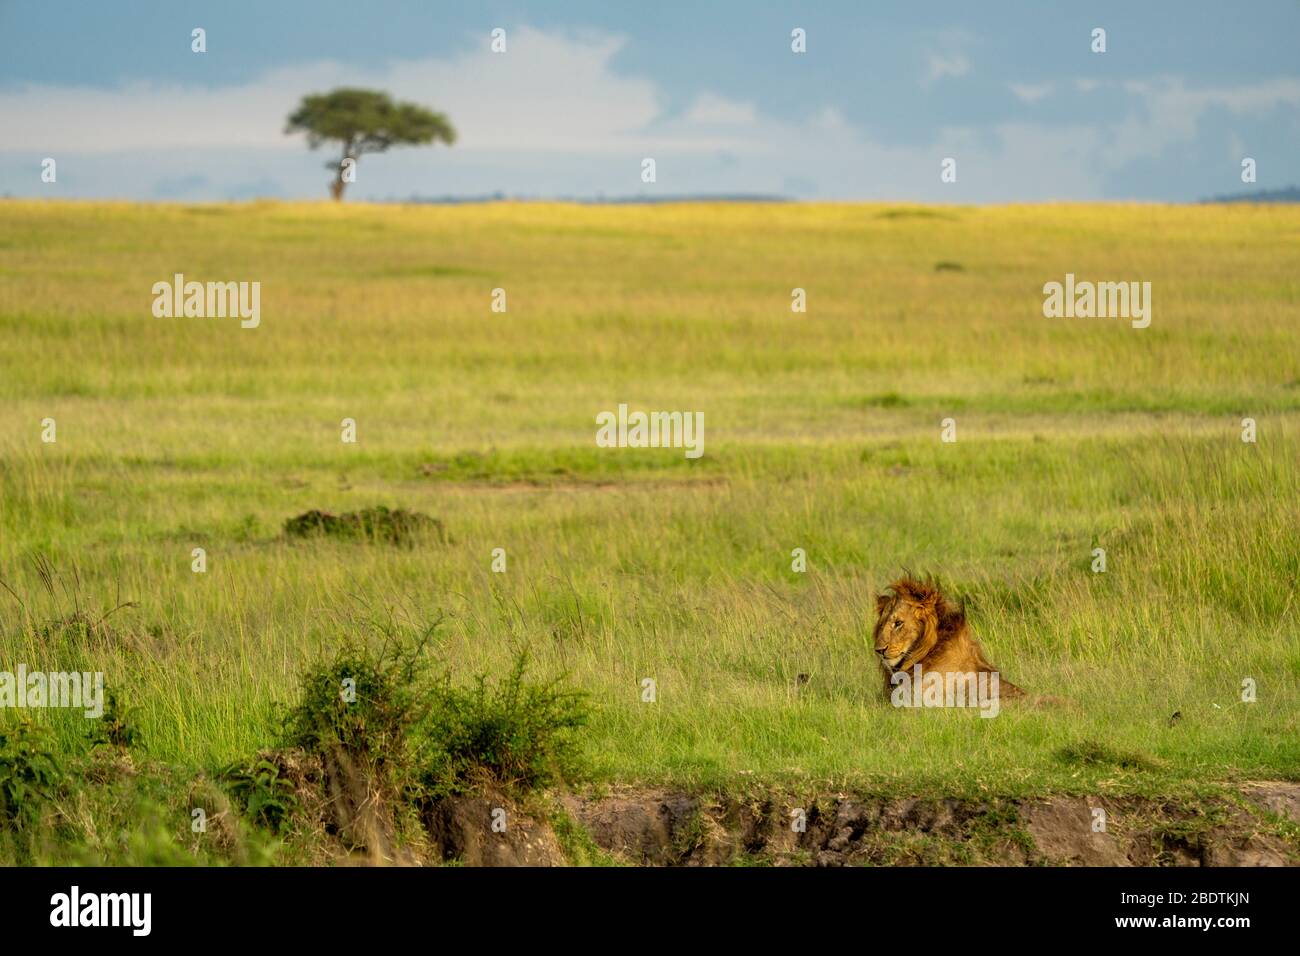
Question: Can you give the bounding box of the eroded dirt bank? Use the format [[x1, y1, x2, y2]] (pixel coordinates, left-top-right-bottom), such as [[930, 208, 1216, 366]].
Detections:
[[420, 781, 1300, 866]]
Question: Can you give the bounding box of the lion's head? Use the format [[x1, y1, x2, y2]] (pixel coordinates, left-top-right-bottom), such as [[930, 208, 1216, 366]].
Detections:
[[871, 577, 951, 672], [870, 575, 1025, 701]]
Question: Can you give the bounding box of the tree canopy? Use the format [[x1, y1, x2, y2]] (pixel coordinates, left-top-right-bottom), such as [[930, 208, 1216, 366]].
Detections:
[[285, 88, 456, 199]]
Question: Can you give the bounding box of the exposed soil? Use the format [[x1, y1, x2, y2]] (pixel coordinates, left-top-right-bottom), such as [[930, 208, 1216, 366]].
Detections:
[[425, 792, 566, 867], [244, 745, 1300, 866], [415, 781, 1300, 867]]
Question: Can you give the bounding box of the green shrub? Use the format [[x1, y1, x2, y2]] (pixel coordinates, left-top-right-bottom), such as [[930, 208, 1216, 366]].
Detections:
[[88, 691, 138, 750], [0, 721, 63, 831], [283, 507, 444, 546], [282, 639, 588, 797], [413, 653, 590, 798], [257, 636, 589, 849], [220, 758, 299, 833], [281, 638, 423, 770]]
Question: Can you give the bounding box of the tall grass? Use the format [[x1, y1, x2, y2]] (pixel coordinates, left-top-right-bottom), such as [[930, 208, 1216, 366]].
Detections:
[[0, 200, 1296, 797]]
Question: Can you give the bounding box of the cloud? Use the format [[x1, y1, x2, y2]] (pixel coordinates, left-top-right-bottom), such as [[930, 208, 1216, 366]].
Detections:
[[0, 26, 663, 154], [1102, 76, 1300, 166], [1124, 75, 1300, 119], [1009, 83, 1054, 104], [0, 23, 1295, 203], [808, 106, 851, 133], [925, 53, 971, 84], [683, 93, 757, 126]]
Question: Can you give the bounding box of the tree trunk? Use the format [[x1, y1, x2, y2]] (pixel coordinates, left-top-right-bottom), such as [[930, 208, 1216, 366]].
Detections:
[[330, 145, 354, 201], [330, 161, 347, 201]]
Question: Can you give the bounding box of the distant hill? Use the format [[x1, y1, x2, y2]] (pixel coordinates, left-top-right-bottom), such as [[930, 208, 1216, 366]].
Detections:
[[1202, 186, 1300, 204]]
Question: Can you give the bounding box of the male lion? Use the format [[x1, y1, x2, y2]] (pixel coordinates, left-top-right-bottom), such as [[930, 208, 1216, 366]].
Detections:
[[872, 576, 1024, 702]]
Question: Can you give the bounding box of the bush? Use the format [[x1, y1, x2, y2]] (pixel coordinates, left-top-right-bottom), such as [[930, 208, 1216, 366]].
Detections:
[[276, 636, 431, 847], [281, 638, 423, 771], [413, 653, 589, 798], [284, 507, 444, 546], [88, 691, 138, 750], [282, 639, 587, 796], [239, 638, 589, 844], [221, 758, 299, 834], [0, 721, 63, 831]]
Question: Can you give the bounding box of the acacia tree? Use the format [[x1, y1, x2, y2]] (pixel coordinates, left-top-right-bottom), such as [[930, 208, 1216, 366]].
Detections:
[[285, 88, 456, 200]]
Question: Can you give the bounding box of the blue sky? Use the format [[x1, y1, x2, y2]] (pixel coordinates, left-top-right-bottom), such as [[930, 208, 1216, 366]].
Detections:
[[2, 0, 1298, 201]]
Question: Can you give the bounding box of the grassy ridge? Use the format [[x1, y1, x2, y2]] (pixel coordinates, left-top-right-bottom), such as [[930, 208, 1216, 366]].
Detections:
[[0, 200, 1297, 804]]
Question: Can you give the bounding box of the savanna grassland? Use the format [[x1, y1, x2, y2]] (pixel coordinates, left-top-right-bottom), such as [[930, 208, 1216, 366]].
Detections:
[[0, 199, 1297, 863]]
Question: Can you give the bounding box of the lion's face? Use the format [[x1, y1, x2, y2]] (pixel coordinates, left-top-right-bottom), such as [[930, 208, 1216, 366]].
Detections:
[[872, 593, 931, 670]]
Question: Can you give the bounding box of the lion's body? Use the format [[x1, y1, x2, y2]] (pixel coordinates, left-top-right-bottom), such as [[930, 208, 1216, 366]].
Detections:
[[872, 577, 1024, 701]]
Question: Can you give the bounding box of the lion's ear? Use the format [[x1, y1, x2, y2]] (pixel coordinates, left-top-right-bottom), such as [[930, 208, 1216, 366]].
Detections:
[[874, 594, 890, 615], [916, 589, 941, 610]]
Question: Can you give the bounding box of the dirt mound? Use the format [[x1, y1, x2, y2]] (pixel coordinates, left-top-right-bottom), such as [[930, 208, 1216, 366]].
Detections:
[[561, 789, 705, 864], [425, 792, 566, 866], [283, 507, 444, 546], [246, 746, 410, 865], [555, 784, 1300, 867], [231, 766, 1300, 867], [1240, 780, 1300, 822]]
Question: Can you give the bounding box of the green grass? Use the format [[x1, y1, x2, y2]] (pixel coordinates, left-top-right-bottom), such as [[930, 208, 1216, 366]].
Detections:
[[0, 199, 1297, 821]]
